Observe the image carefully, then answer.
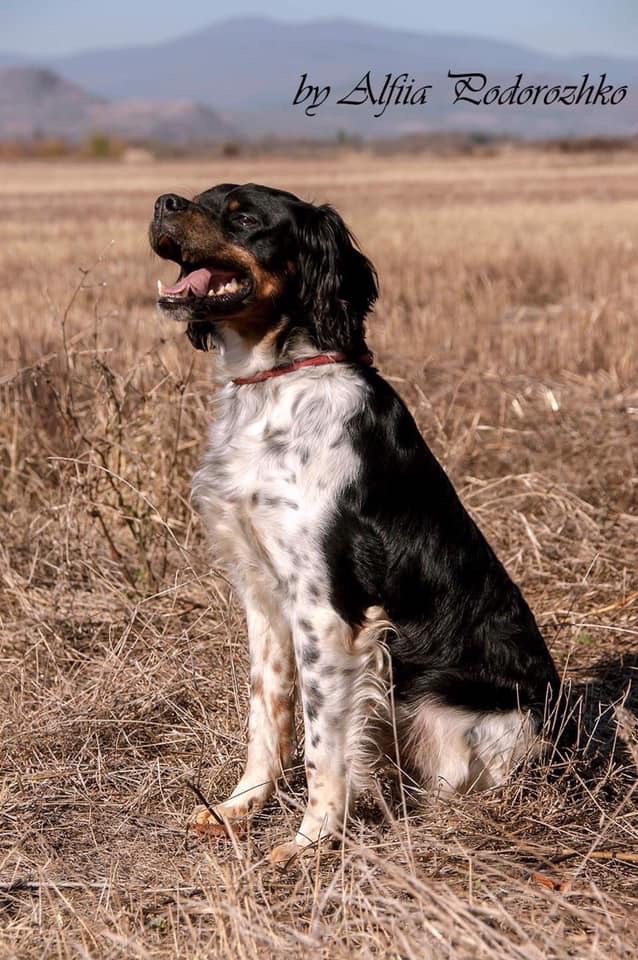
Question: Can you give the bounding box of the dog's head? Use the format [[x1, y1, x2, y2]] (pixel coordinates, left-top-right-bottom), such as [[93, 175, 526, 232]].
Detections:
[[149, 182, 378, 355]]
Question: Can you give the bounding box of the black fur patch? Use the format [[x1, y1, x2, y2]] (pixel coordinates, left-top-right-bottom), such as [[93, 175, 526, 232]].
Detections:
[[324, 368, 561, 724]]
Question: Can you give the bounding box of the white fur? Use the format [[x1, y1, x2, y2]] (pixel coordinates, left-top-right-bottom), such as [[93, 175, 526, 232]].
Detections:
[[193, 359, 380, 844], [193, 362, 364, 595], [400, 699, 538, 795]]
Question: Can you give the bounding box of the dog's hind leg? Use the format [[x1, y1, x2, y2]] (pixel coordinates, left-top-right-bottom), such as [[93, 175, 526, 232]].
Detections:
[[400, 698, 539, 795]]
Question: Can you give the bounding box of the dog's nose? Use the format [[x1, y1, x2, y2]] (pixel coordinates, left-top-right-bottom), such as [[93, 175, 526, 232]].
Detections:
[[154, 193, 189, 218]]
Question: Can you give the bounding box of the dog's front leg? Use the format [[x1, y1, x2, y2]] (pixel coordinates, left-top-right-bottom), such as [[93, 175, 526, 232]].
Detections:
[[193, 585, 295, 830], [270, 610, 361, 863]]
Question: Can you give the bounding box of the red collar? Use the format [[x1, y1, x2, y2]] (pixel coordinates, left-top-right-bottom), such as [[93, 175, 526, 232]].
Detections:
[[232, 351, 374, 386]]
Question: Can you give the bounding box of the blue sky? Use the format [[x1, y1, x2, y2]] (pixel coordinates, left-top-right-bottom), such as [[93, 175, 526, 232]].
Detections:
[[2, 0, 636, 57]]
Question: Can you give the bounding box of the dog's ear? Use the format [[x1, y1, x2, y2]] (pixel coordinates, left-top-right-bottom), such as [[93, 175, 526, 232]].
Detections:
[[294, 204, 378, 352], [186, 321, 215, 351]]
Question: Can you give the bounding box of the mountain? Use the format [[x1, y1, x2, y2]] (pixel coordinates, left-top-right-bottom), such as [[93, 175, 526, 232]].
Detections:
[[0, 68, 103, 141], [0, 66, 236, 143], [41, 16, 637, 139], [2, 19, 636, 141]]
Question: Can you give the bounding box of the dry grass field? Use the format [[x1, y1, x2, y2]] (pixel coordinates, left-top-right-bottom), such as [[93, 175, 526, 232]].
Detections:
[[1, 148, 637, 959]]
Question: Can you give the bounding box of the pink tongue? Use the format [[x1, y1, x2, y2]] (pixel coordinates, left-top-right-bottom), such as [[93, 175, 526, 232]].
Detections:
[[162, 267, 239, 297], [162, 267, 213, 297]]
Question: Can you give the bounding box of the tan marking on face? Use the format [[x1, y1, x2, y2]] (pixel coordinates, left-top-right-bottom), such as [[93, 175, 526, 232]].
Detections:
[[166, 207, 226, 257], [228, 199, 240, 212], [166, 213, 288, 349], [208, 246, 285, 308], [260, 277, 281, 299]]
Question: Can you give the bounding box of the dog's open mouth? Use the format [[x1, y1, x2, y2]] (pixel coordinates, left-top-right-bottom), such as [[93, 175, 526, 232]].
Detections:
[[158, 265, 250, 301], [157, 262, 252, 312]]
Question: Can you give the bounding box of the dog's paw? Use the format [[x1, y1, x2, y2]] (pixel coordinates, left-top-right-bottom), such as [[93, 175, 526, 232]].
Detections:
[[269, 834, 337, 866], [190, 804, 248, 839], [269, 839, 310, 865]]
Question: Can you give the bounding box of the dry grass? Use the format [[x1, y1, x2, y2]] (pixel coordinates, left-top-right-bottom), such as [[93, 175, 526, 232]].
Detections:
[[1, 149, 637, 959]]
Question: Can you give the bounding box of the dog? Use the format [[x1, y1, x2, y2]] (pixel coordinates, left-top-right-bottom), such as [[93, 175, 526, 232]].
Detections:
[[149, 182, 563, 863]]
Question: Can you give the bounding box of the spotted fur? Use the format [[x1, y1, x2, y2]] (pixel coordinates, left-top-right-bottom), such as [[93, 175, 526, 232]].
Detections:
[[193, 360, 380, 848]]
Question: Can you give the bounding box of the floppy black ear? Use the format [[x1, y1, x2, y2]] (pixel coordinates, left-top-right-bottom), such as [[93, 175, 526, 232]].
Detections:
[[295, 204, 378, 353]]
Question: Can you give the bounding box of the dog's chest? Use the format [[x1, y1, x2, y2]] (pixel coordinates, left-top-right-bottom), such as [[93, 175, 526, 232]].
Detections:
[[192, 370, 364, 587]]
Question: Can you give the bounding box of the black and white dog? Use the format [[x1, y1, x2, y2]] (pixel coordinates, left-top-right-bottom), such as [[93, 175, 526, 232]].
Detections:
[[150, 183, 563, 863]]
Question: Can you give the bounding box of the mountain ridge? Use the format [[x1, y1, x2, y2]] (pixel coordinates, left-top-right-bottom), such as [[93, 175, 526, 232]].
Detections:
[[5, 17, 638, 70], [0, 66, 236, 143], [1, 17, 635, 140]]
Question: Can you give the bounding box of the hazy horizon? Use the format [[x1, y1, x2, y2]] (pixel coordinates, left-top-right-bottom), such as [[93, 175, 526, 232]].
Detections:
[[2, 1, 636, 59]]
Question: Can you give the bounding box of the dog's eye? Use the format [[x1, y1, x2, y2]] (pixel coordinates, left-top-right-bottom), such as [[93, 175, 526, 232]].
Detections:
[[231, 213, 259, 228]]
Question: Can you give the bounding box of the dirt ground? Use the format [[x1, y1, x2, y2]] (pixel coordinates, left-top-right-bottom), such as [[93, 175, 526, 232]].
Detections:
[[1, 148, 637, 958]]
